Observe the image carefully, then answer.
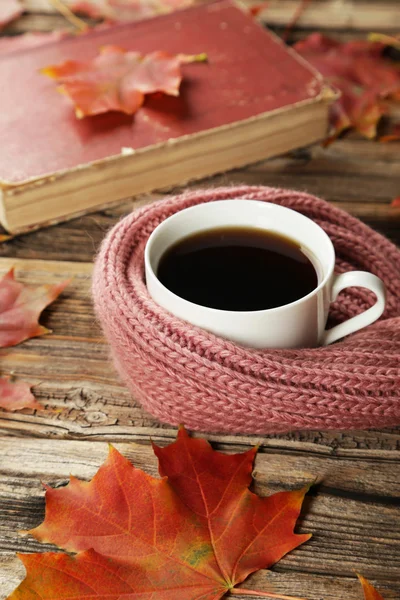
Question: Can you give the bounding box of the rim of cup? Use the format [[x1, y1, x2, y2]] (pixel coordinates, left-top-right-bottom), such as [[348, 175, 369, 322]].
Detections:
[[144, 199, 336, 315]]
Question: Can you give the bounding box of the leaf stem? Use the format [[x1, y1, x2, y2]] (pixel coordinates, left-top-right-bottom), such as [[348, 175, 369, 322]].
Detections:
[[368, 32, 400, 50], [283, 0, 313, 41], [231, 588, 307, 600], [48, 0, 88, 32]]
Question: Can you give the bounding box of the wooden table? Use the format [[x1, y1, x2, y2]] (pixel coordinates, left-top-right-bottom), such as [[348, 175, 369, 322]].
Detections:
[[1, 3, 400, 600]]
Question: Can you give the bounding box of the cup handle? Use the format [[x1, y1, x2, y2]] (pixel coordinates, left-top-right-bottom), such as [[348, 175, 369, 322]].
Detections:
[[321, 271, 387, 346]]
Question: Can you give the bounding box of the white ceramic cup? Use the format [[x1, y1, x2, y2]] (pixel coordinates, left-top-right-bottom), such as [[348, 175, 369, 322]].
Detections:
[[144, 200, 386, 348]]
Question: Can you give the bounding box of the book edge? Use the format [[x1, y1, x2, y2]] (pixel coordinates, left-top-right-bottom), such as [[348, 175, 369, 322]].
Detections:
[[0, 94, 331, 233], [0, 85, 336, 190]]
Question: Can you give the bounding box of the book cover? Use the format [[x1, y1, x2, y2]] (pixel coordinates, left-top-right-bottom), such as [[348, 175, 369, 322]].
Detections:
[[0, 0, 334, 232]]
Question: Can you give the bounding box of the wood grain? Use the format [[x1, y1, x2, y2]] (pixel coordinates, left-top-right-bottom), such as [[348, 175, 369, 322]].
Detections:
[[20, 0, 400, 31], [0, 256, 399, 453], [1, 5, 400, 599], [1, 140, 399, 263], [252, 0, 400, 31], [0, 437, 399, 599]]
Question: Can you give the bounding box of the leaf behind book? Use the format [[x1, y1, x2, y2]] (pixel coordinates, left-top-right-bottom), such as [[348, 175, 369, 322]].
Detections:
[[294, 33, 400, 139]]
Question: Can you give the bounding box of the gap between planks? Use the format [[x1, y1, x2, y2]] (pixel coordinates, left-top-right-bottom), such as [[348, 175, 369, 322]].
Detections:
[[1, 436, 400, 496], [21, 0, 400, 31]]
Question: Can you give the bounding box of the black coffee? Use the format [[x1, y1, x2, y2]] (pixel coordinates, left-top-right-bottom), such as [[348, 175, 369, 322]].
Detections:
[[157, 226, 318, 311]]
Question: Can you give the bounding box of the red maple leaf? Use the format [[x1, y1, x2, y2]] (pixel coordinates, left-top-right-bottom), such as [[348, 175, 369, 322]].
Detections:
[[0, 377, 40, 411], [0, 0, 23, 30], [294, 33, 400, 139], [153, 427, 310, 586], [42, 45, 207, 118], [9, 427, 310, 599], [0, 268, 69, 348]]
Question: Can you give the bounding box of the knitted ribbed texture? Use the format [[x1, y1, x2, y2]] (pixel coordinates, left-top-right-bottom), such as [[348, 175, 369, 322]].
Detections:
[[93, 187, 400, 433]]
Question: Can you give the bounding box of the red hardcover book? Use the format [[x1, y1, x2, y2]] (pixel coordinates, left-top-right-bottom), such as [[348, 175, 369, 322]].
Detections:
[[0, 0, 334, 232]]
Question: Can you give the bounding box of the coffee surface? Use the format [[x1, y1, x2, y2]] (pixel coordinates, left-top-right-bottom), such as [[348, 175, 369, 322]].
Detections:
[[157, 227, 318, 311]]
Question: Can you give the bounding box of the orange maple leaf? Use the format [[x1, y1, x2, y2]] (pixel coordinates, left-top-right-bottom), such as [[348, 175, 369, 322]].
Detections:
[[358, 574, 385, 600], [42, 45, 207, 118], [0, 376, 41, 411], [0, 268, 69, 347], [9, 427, 310, 600], [294, 33, 400, 139]]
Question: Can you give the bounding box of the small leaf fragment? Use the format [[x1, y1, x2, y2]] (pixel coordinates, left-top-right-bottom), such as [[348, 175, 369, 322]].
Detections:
[[42, 46, 207, 118], [0, 268, 69, 348], [0, 377, 40, 411], [391, 196, 400, 208], [380, 124, 400, 143], [358, 574, 385, 600]]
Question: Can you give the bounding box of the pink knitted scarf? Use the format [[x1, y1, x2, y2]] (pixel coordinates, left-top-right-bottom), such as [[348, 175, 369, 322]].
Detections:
[[93, 187, 400, 433]]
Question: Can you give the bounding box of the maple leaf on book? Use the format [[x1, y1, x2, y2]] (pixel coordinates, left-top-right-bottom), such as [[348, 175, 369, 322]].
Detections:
[[9, 426, 310, 600], [0, 376, 40, 412], [0, 268, 69, 348], [0, 0, 23, 30], [42, 45, 207, 118]]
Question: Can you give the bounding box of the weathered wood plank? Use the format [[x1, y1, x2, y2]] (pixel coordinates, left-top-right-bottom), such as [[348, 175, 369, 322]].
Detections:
[[1, 7, 400, 600], [21, 0, 400, 31], [4, 17, 394, 44], [1, 436, 400, 499], [0, 257, 399, 450], [253, 0, 400, 31], [0, 140, 399, 263], [0, 437, 399, 599], [2, 553, 396, 600], [2, 13, 76, 33]]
